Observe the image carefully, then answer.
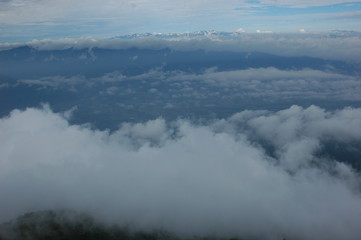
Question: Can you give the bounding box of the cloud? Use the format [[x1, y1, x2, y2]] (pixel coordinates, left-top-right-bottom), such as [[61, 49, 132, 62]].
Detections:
[[1, 105, 361, 239], [1, 0, 359, 25], [261, 0, 361, 7], [167, 67, 361, 101], [325, 10, 361, 20], [215, 105, 361, 170], [15, 68, 361, 101], [1, 0, 361, 41], [2, 33, 361, 62], [17, 75, 88, 89]]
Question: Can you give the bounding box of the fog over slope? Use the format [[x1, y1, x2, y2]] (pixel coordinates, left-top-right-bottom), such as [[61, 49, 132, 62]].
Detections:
[[1, 105, 361, 240]]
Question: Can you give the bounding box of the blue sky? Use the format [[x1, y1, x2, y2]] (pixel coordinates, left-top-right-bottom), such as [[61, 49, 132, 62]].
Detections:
[[0, 0, 361, 42]]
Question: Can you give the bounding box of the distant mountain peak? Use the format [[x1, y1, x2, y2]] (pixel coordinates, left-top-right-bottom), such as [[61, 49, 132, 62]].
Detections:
[[111, 29, 361, 40], [112, 30, 244, 40]]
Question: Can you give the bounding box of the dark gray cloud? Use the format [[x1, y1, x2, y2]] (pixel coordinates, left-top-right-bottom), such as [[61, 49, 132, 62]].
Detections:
[[1, 105, 361, 240]]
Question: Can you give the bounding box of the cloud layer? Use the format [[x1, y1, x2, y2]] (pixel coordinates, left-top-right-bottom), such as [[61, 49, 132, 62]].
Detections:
[[1, 105, 361, 240], [16, 67, 361, 101], [167, 67, 361, 100], [1, 0, 361, 41], [2, 33, 361, 63], [1, 0, 359, 25]]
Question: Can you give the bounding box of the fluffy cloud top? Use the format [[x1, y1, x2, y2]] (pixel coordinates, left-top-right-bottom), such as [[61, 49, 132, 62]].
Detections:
[[1, 105, 361, 240]]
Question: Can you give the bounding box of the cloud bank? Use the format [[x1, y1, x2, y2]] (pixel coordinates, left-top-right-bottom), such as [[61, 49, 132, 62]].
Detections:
[[167, 67, 361, 101], [16, 67, 361, 101], [2, 32, 361, 63], [1, 105, 361, 240]]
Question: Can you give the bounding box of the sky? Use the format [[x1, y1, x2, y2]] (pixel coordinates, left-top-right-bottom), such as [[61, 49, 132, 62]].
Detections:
[[1, 0, 361, 42]]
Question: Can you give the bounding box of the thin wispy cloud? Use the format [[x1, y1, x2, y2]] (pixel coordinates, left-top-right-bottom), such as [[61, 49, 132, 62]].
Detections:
[[1, 0, 361, 41], [13, 67, 361, 101]]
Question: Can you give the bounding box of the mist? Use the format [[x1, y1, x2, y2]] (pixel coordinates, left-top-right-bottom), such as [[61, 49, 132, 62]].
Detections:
[[1, 105, 361, 240]]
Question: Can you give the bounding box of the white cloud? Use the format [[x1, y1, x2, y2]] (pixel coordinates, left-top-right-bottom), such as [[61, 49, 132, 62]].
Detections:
[[167, 67, 361, 100], [1, 0, 360, 41], [261, 0, 361, 7], [2, 33, 361, 62], [256, 29, 273, 33], [0, 0, 240, 25], [235, 28, 245, 32], [1, 105, 361, 239], [14, 67, 361, 101], [0, 0, 359, 26], [18, 75, 88, 89]]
